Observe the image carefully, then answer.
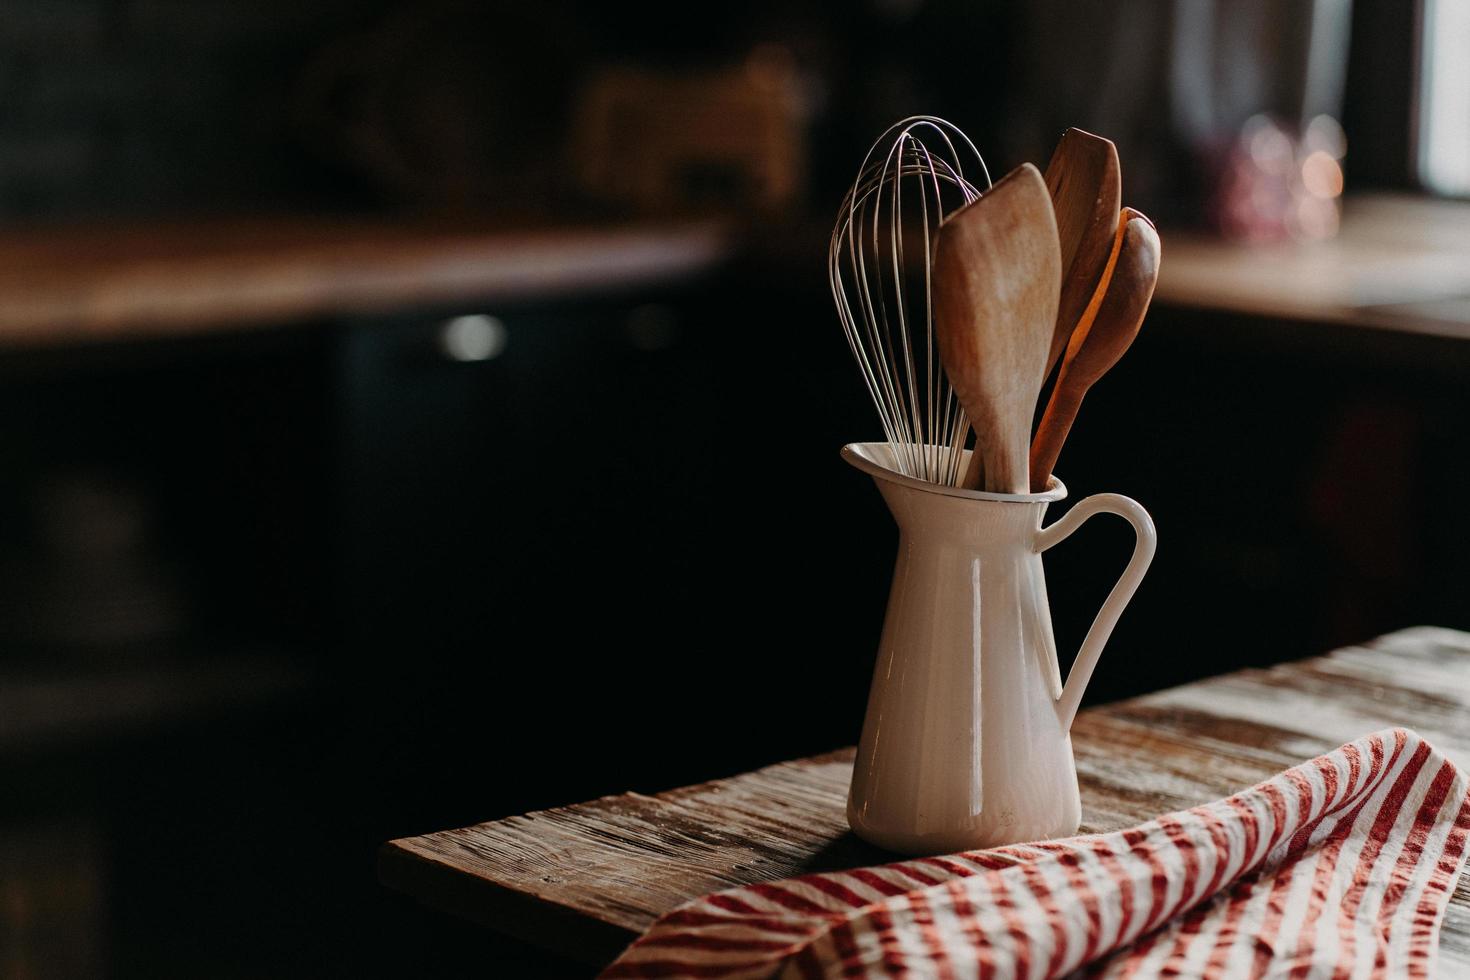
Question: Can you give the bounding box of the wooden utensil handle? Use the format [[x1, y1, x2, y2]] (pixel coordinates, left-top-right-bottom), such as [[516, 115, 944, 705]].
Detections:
[[1029, 384, 1083, 492]]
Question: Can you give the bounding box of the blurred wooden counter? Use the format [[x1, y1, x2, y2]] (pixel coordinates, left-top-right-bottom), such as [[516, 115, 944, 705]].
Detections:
[[3, 194, 1467, 351], [0, 216, 733, 348], [1155, 194, 1470, 339]]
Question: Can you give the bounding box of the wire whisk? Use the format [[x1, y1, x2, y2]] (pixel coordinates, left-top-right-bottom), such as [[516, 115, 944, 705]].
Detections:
[[830, 116, 992, 486]]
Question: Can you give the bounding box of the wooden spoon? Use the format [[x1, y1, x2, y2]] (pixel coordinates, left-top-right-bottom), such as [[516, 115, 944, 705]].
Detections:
[[1028, 207, 1160, 491], [1042, 128, 1121, 379], [933, 163, 1060, 494]]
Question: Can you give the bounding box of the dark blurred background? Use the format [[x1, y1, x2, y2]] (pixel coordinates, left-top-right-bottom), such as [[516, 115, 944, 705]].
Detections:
[[1, 0, 1467, 976]]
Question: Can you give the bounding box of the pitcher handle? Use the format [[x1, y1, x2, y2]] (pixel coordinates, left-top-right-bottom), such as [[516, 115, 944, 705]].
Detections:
[[1036, 493, 1156, 731]]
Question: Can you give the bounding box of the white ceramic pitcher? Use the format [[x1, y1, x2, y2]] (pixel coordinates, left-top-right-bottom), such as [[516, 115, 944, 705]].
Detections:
[[842, 442, 1156, 855]]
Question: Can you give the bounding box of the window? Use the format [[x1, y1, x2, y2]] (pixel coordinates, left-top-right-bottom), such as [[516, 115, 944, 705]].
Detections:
[[1419, 0, 1470, 195]]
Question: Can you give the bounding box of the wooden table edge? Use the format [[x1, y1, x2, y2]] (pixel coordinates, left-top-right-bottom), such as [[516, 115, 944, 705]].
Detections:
[[378, 838, 637, 965]]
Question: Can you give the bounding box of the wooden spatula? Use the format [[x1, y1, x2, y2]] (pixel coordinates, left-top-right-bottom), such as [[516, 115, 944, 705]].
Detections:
[[1028, 207, 1160, 491], [1042, 128, 1121, 379], [933, 163, 1061, 494]]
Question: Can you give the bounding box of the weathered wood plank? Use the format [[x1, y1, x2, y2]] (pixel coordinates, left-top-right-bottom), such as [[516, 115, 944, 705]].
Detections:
[[379, 627, 1470, 969], [381, 750, 879, 962]]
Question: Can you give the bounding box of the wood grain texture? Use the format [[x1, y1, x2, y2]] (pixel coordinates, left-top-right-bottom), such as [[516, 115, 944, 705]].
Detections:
[[932, 163, 1060, 493], [1029, 208, 1160, 491], [380, 627, 1470, 968], [1042, 128, 1121, 379], [0, 217, 732, 347]]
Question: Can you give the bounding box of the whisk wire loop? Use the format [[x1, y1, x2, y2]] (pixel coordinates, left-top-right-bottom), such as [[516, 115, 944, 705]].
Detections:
[[830, 116, 991, 486]]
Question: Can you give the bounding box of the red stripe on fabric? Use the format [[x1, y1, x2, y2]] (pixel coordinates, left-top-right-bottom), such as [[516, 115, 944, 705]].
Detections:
[[1154, 803, 1238, 976], [952, 851, 1022, 870], [1375, 756, 1456, 924], [635, 932, 799, 953], [1226, 792, 1265, 877], [1042, 845, 1103, 970], [1111, 811, 1193, 975], [943, 876, 994, 977], [1325, 735, 1395, 976], [1367, 756, 1459, 977], [756, 878, 864, 912], [658, 908, 819, 936], [825, 918, 862, 975], [1243, 759, 1353, 978], [1274, 756, 1362, 980], [846, 868, 912, 897], [1135, 813, 1194, 942], [990, 871, 1033, 978], [1159, 812, 1202, 929], [1263, 752, 1355, 979], [1110, 818, 1163, 959], [602, 958, 781, 979], [1190, 802, 1237, 902], [1199, 805, 1234, 899], [1198, 787, 1274, 977], [1323, 740, 1367, 829], [1083, 835, 1135, 959], [919, 855, 980, 879], [1205, 734, 1375, 980], [1287, 752, 1343, 855], [1341, 734, 1427, 923], [885, 862, 944, 887], [1115, 918, 1167, 975], [1404, 790, 1470, 978], [863, 904, 906, 976], [1280, 734, 1404, 978], [1287, 734, 1434, 980], [789, 940, 827, 980], [1271, 746, 1366, 980], [801, 874, 881, 909], [1105, 824, 1163, 954], [1330, 730, 1420, 976], [701, 893, 764, 915], [1106, 815, 1200, 979], [905, 887, 955, 980], [1006, 859, 1065, 978], [1070, 841, 1120, 964]]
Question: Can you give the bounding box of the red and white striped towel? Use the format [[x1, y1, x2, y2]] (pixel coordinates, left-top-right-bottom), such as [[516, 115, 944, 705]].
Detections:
[[603, 728, 1470, 979]]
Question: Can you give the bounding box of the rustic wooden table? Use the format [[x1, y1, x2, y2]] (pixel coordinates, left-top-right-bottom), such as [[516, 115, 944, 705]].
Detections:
[[379, 627, 1470, 970]]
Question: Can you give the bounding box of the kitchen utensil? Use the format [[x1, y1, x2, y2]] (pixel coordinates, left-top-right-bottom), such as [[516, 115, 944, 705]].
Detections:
[[1029, 207, 1160, 491], [932, 163, 1061, 493], [829, 117, 992, 486], [842, 441, 1155, 854], [1042, 128, 1121, 378]]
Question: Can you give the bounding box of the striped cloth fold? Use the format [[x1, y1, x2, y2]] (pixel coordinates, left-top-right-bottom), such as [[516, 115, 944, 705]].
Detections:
[[602, 728, 1470, 980]]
